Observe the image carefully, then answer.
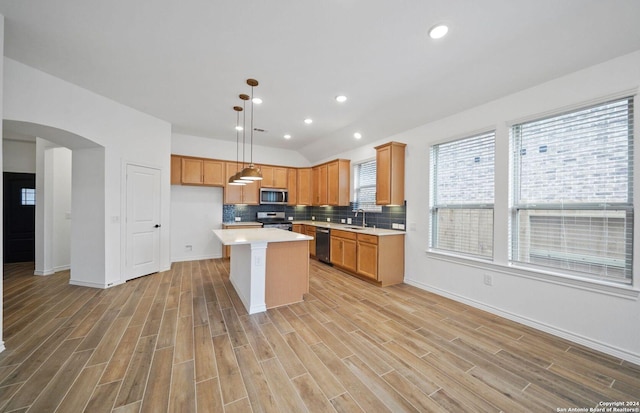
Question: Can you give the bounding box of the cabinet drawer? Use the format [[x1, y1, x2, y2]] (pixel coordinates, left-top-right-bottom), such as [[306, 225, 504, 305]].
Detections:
[[357, 233, 378, 244], [331, 229, 357, 240]]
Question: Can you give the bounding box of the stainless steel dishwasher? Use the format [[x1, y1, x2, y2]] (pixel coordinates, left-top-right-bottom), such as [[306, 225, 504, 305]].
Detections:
[[315, 227, 331, 264]]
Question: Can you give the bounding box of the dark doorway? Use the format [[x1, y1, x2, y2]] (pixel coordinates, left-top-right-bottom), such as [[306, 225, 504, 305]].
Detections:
[[3, 172, 36, 263]]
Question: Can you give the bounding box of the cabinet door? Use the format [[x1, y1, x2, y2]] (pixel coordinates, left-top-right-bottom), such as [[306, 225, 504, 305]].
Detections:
[[330, 236, 343, 266], [273, 167, 288, 188], [315, 164, 328, 205], [171, 155, 182, 185], [260, 165, 274, 187], [224, 162, 243, 204], [287, 168, 298, 205], [327, 161, 339, 205], [242, 181, 260, 205], [376, 144, 391, 205], [182, 158, 203, 184], [297, 168, 312, 205], [343, 239, 357, 273], [357, 241, 378, 280], [292, 224, 303, 234], [203, 160, 224, 186]]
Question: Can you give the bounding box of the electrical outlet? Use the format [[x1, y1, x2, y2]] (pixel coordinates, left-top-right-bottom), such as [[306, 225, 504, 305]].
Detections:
[[185, 245, 193, 251], [483, 273, 493, 286], [288, 216, 293, 221], [312, 216, 315, 220], [347, 218, 352, 224], [392, 223, 399, 229], [327, 218, 331, 222], [398, 223, 405, 230], [235, 217, 241, 222], [341, 219, 346, 223]]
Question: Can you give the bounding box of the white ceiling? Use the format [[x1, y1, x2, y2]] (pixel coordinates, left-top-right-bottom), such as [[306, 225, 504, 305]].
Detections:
[[1, 0, 640, 161]]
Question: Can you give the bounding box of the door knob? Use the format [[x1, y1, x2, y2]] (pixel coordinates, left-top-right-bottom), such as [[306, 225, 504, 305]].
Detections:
[[154, 224, 161, 228]]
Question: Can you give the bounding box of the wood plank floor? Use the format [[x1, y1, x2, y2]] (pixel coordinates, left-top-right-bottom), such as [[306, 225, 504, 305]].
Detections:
[[1, 260, 639, 412]]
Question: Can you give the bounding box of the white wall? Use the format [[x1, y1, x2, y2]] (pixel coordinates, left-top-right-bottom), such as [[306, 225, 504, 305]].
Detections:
[[170, 185, 223, 262], [329, 50, 640, 364], [2, 139, 35, 173], [172, 133, 311, 167], [4, 57, 172, 288]]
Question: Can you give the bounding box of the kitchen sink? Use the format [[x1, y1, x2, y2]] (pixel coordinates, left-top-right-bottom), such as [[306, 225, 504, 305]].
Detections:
[[344, 226, 365, 230]]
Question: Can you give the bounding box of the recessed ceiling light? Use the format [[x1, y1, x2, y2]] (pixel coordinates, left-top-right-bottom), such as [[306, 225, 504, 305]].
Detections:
[[284, 134, 291, 139], [335, 95, 347, 103], [354, 132, 362, 139], [304, 118, 313, 124], [428, 24, 449, 39], [235, 126, 243, 131], [252, 97, 262, 104]]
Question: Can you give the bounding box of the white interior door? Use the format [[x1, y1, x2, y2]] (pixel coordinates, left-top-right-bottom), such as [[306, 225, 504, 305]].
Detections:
[[126, 164, 161, 280]]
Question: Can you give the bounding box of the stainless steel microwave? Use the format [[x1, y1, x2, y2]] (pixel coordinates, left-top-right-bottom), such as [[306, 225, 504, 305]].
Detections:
[[260, 188, 288, 205]]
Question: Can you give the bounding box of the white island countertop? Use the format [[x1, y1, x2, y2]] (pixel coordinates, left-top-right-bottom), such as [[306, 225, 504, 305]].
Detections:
[[213, 227, 312, 246]]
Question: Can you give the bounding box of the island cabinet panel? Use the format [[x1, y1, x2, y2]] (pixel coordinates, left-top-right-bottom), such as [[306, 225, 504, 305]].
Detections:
[[287, 168, 298, 205], [330, 230, 357, 273], [265, 241, 309, 308], [375, 141, 406, 206], [297, 168, 313, 205], [304, 225, 316, 257], [171, 155, 182, 185]]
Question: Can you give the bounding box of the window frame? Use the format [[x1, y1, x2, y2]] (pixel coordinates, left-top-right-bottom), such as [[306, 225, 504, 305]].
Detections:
[[352, 158, 382, 212], [509, 96, 634, 284]]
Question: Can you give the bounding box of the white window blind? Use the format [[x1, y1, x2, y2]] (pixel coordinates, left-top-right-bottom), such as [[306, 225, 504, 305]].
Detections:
[[430, 132, 495, 258], [511, 97, 634, 283], [354, 159, 382, 212]]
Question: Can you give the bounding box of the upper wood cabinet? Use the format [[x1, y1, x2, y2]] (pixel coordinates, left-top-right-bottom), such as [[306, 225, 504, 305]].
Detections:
[[311, 160, 349, 206], [287, 168, 298, 205], [375, 142, 406, 205], [224, 162, 260, 205], [171, 155, 182, 185], [172, 155, 225, 186], [297, 168, 313, 206], [260, 165, 288, 188]]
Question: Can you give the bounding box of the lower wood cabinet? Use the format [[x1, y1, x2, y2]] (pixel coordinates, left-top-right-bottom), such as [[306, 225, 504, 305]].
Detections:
[[304, 225, 316, 257], [292, 224, 303, 234], [330, 230, 357, 273], [356, 233, 404, 286], [356, 235, 378, 280]]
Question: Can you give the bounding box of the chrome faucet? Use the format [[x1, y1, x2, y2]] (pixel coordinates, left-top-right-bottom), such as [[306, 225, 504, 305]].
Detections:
[[355, 209, 366, 227]]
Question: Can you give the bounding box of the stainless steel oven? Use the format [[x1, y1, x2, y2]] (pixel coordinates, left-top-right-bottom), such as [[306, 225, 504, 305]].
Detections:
[[260, 188, 288, 205], [256, 211, 292, 231]]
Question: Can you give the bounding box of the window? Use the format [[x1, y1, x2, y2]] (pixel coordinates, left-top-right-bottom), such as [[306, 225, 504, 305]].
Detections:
[[430, 131, 495, 258], [21, 188, 35, 206], [511, 97, 634, 283], [353, 159, 382, 212]]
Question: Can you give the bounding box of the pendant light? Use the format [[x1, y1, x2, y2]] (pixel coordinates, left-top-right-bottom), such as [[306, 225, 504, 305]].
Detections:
[[240, 78, 263, 181], [234, 93, 253, 183], [228, 105, 246, 186]]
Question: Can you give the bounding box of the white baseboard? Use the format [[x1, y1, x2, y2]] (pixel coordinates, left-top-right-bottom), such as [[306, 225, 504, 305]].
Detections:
[[171, 254, 221, 263], [0, 341, 5, 353], [54, 265, 70, 272], [69, 279, 112, 289], [34, 265, 70, 276], [405, 278, 640, 365], [34, 269, 54, 276]]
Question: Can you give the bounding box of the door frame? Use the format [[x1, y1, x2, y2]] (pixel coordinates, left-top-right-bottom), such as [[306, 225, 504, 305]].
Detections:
[[120, 161, 163, 284]]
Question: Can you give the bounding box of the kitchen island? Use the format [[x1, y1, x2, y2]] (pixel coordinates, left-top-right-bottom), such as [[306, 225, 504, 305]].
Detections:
[[212, 228, 312, 314]]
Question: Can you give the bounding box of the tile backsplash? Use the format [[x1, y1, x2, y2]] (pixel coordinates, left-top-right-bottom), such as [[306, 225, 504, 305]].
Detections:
[[223, 202, 406, 231]]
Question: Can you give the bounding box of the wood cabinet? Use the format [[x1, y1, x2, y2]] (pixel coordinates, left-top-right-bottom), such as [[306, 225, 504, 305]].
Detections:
[[260, 165, 288, 188], [312, 164, 328, 205], [297, 168, 313, 206], [304, 225, 316, 257], [224, 162, 260, 205], [287, 168, 298, 205], [375, 142, 406, 205], [292, 224, 303, 234], [356, 233, 405, 286], [171, 155, 182, 185], [222, 224, 262, 258], [330, 230, 357, 273], [172, 156, 225, 186], [312, 160, 350, 206]]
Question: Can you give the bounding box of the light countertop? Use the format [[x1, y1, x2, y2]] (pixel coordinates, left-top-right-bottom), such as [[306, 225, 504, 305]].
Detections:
[[213, 228, 312, 245], [292, 220, 406, 236], [222, 221, 263, 227]]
